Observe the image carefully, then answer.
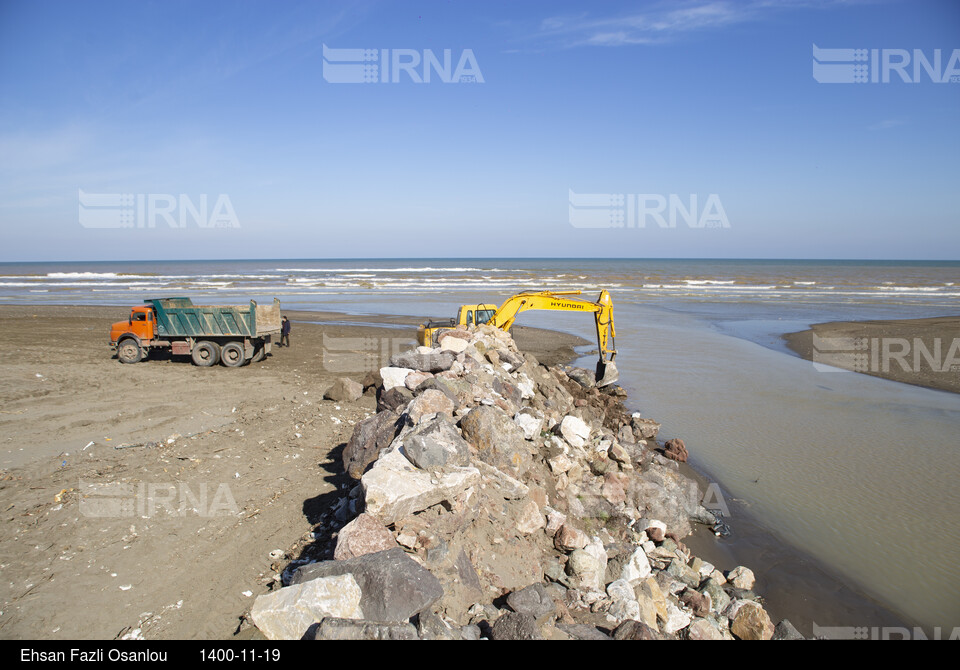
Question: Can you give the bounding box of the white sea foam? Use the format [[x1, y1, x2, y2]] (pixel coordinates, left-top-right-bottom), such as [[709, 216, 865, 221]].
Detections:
[[275, 267, 504, 273]]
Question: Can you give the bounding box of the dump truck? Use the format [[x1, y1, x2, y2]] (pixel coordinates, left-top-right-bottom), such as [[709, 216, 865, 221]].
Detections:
[[109, 297, 282, 367], [417, 290, 619, 386]]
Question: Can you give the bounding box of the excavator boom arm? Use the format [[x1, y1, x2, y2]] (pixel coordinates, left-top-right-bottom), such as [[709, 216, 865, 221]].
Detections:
[[490, 290, 616, 364]]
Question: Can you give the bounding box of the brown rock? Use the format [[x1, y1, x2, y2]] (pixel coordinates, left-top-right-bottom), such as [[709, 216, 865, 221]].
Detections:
[[730, 601, 775, 640], [553, 524, 589, 552], [601, 472, 627, 505], [612, 620, 662, 640], [679, 588, 711, 617], [663, 438, 688, 463], [404, 370, 434, 391], [334, 513, 397, 560], [342, 410, 402, 480]]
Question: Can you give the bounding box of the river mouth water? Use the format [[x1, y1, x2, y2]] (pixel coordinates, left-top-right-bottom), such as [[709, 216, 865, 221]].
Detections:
[[566, 302, 960, 636]]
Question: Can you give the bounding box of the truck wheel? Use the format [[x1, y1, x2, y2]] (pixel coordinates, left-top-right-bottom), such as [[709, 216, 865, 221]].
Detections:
[[117, 339, 142, 364], [220, 342, 245, 367], [192, 341, 220, 367], [251, 344, 266, 363]]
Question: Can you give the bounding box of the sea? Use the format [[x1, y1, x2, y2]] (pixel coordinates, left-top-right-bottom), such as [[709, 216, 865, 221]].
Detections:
[[1, 257, 958, 635]]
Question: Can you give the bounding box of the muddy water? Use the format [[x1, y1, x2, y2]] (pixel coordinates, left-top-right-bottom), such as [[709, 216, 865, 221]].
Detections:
[[588, 304, 960, 633]]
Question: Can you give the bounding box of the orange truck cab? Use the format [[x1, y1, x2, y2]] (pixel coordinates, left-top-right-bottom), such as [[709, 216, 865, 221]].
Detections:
[[111, 305, 155, 343]]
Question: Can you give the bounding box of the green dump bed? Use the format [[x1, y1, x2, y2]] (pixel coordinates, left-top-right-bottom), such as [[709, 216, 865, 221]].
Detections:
[[148, 298, 282, 339]]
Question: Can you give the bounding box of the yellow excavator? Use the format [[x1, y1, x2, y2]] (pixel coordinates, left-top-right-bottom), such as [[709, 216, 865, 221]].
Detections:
[[417, 290, 619, 387]]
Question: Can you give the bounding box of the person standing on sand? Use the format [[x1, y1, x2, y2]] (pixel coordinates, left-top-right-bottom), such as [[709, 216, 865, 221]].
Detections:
[[280, 316, 291, 347]]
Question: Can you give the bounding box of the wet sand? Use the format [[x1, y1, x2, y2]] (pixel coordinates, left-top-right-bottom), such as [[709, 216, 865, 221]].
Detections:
[[784, 315, 960, 394]]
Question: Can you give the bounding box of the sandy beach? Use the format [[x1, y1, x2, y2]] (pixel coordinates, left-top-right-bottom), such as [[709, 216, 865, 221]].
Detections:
[[0, 305, 586, 639], [784, 316, 960, 395]]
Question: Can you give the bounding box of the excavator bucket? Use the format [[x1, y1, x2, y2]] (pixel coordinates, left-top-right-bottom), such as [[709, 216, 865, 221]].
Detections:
[[595, 359, 619, 388]]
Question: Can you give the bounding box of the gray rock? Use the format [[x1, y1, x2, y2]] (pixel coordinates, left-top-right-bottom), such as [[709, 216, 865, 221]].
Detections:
[[475, 460, 530, 499], [493, 376, 522, 406], [556, 623, 611, 640], [529, 365, 575, 415], [773, 618, 806, 640], [506, 583, 556, 623], [515, 499, 545, 535], [390, 350, 456, 373], [402, 415, 471, 469], [380, 366, 413, 391], [323, 377, 364, 402], [414, 376, 460, 405], [251, 574, 364, 640], [292, 548, 444, 623], [700, 577, 731, 614], [459, 624, 482, 640], [620, 546, 653, 584], [727, 565, 756, 591], [377, 385, 413, 413], [667, 558, 702, 589], [631, 416, 661, 440], [565, 367, 596, 388], [405, 388, 456, 425], [686, 617, 727, 640], [342, 410, 402, 480], [459, 404, 532, 477], [566, 548, 604, 592], [307, 617, 419, 640], [491, 612, 543, 640], [514, 407, 544, 441], [361, 448, 480, 524], [612, 620, 662, 640], [494, 346, 525, 370], [417, 611, 461, 640], [559, 415, 591, 449]]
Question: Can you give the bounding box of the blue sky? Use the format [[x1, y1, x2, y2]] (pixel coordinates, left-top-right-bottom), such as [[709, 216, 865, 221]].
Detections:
[[0, 0, 957, 261]]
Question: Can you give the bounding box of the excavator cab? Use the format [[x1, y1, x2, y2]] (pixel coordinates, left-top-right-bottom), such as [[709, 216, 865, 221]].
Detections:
[[455, 304, 497, 327]]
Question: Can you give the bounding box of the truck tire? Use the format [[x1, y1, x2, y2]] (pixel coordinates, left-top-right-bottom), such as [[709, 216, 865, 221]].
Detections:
[[117, 339, 142, 364], [250, 343, 266, 363], [192, 341, 220, 367], [220, 342, 245, 367]]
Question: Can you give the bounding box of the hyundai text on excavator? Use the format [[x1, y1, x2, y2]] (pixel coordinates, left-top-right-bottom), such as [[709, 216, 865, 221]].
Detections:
[[417, 290, 619, 387]]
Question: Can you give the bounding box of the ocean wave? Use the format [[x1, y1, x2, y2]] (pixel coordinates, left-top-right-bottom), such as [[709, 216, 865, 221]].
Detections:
[[877, 286, 946, 292], [275, 267, 506, 273]]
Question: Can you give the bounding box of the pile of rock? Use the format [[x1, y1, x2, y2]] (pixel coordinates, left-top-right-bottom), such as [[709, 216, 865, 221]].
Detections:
[[249, 325, 802, 640]]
